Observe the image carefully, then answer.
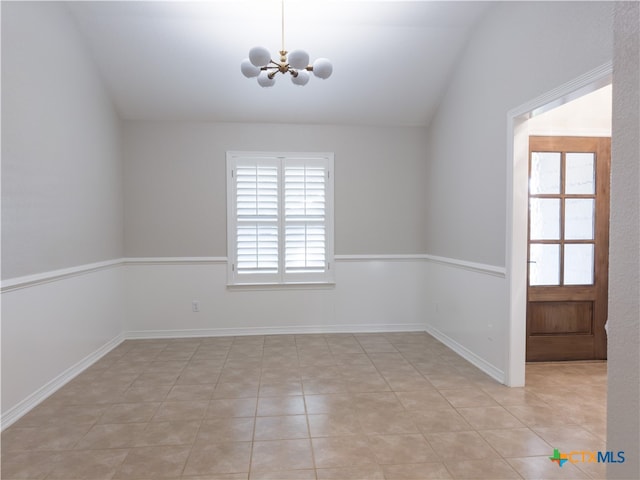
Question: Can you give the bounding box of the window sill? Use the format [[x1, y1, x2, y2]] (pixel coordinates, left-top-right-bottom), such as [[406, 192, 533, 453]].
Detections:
[[226, 282, 336, 291]]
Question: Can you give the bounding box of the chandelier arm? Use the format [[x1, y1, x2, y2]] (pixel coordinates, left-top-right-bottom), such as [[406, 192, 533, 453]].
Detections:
[[259, 62, 280, 72], [261, 65, 281, 74]]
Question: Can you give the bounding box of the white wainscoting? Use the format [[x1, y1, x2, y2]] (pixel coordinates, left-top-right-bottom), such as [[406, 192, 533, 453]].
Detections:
[[1, 262, 125, 429], [423, 255, 507, 383], [124, 255, 508, 383], [124, 255, 428, 338], [1, 253, 509, 429]]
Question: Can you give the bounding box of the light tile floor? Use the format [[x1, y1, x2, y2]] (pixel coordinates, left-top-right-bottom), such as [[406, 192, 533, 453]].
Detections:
[[1, 332, 608, 479]]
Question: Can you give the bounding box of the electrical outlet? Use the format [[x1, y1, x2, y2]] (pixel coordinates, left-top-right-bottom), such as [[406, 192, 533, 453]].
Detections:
[[192, 301, 200, 312]]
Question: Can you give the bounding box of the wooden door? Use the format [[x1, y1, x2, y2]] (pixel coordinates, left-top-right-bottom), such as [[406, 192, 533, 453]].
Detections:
[[526, 136, 610, 361]]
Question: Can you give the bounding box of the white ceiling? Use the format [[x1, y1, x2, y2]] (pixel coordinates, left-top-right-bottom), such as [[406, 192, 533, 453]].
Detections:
[[66, 1, 491, 126]]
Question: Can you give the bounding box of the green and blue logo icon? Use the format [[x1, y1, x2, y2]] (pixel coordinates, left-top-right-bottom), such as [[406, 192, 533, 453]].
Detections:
[[549, 449, 568, 467]]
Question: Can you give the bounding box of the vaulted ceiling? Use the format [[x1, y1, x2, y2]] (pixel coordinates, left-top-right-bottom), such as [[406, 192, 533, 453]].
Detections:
[[66, 1, 490, 126]]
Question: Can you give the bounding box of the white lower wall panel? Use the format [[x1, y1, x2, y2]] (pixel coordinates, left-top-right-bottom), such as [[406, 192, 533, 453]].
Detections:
[[1, 255, 510, 429], [335, 258, 429, 330], [423, 258, 507, 382], [124, 258, 428, 336], [124, 257, 507, 383], [1, 265, 124, 428]]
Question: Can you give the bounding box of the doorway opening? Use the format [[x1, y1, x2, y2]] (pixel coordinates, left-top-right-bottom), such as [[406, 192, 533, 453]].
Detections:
[[505, 63, 612, 386]]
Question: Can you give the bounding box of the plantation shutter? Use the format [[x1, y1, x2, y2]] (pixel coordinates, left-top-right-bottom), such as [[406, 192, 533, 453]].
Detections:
[[227, 152, 333, 285], [284, 159, 327, 278], [233, 158, 280, 283]]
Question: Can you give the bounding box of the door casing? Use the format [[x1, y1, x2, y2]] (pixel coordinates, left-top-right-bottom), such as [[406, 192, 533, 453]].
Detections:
[[505, 62, 612, 386]]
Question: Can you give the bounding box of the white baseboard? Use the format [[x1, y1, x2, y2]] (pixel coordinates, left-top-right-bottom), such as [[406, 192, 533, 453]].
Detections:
[[0, 333, 125, 431], [1, 321, 504, 430], [424, 323, 505, 384], [126, 324, 427, 340]]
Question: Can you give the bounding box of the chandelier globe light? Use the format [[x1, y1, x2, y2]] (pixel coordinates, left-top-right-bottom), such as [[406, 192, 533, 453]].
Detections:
[[241, 0, 332, 87]]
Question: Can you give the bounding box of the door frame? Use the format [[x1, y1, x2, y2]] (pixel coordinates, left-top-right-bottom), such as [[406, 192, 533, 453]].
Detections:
[[504, 62, 612, 386]]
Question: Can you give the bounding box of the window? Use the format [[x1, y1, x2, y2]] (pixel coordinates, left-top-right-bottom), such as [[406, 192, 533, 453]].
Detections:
[[226, 151, 334, 285]]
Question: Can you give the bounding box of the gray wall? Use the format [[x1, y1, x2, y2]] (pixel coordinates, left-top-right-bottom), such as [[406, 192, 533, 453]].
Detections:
[[1, 2, 123, 280], [424, 1, 613, 266], [607, 2, 640, 478], [123, 122, 429, 257], [1, 1, 125, 422]]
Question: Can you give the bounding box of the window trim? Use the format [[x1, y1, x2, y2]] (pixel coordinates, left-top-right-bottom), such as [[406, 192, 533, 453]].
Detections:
[[226, 151, 335, 287]]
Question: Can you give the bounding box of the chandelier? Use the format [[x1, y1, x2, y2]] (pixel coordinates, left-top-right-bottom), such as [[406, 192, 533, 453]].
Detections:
[[240, 0, 333, 87]]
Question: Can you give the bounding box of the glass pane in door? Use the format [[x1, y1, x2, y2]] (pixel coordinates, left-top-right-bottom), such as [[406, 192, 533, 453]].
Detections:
[[529, 244, 560, 286], [530, 198, 561, 240], [530, 152, 561, 194], [566, 153, 595, 194], [564, 244, 595, 285], [565, 199, 595, 240]]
